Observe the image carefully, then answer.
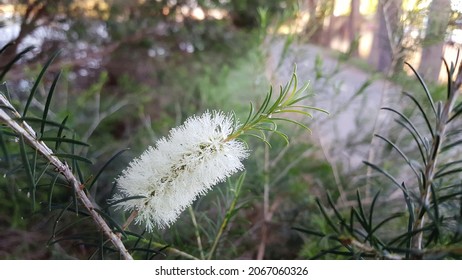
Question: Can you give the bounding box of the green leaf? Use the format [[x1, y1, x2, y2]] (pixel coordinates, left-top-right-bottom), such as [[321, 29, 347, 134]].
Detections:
[[19, 135, 36, 210], [242, 133, 272, 147], [349, 208, 357, 239], [49, 234, 101, 246], [276, 109, 313, 118], [88, 149, 128, 191], [375, 133, 421, 180], [395, 118, 427, 164], [48, 172, 60, 211], [73, 159, 85, 185], [105, 195, 147, 208], [326, 192, 347, 230], [292, 227, 327, 238], [52, 153, 93, 165], [145, 236, 154, 259], [354, 77, 374, 97], [0, 42, 14, 54], [288, 105, 329, 115], [15, 116, 71, 130], [93, 208, 127, 238], [437, 190, 462, 204], [48, 201, 73, 245], [429, 183, 440, 234], [55, 115, 69, 150], [404, 62, 437, 117], [41, 70, 62, 136], [383, 107, 427, 153], [403, 91, 434, 138], [40, 136, 90, 147], [272, 130, 289, 146], [442, 59, 453, 100], [242, 101, 254, 127], [367, 191, 381, 239], [400, 182, 414, 259], [0, 46, 34, 81], [0, 104, 16, 114], [363, 161, 407, 193], [0, 127, 11, 167], [53, 215, 91, 237], [370, 213, 405, 237], [252, 88, 272, 121], [0, 82, 11, 101], [441, 139, 462, 153], [23, 50, 61, 117], [316, 198, 340, 234], [435, 167, 462, 179], [270, 117, 312, 133], [130, 246, 167, 258], [353, 191, 369, 233]]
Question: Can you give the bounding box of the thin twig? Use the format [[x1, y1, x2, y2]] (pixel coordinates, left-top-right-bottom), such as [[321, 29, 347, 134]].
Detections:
[[410, 63, 461, 252], [0, 94, 133, 260], [207, 175, 244, 260], [257, 143, 270, 260]]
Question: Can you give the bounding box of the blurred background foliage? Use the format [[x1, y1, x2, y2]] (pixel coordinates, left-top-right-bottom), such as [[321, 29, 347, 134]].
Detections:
[[1, 0, 462, 259]]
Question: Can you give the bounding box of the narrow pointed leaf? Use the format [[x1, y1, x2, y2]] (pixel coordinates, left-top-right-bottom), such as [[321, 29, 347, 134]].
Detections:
[[403, 91, 434, 137], [48, 172, 60, 211], [88, 149, 128, 191], [93, 208, 127, 238], [41, 70, 62, 135], [375, 133, 421, 179], [395, 118, 427, 164], [0, 128, 11, 167], [383, 107, 426, 151], [368, 191, 381, 237], [0, 46, 34, 81], [404, 62, 437, 117], [40, 136, 90, 147], [316, 198, 340, 234], [15, 116, 71, 130], [326, 192, 347, 227], [48, 201, 73, 244], [270, 117, 312, 133], [23, 50, 61, 117], [52, 153, 93, 164], [0, 42, 14, 54], [363, 161, 406, 193], [55, 115, 69, 150], [19, 135, 36, 210], [105, 195, 147, 209]]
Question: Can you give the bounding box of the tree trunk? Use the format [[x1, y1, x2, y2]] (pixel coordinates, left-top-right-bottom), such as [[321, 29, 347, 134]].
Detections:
[[306, 0, 335, 46], [418, 0, 451, 82], [1, 0, 50, 64], [348, 0, 361, 56], [369, 0, 402, 75]]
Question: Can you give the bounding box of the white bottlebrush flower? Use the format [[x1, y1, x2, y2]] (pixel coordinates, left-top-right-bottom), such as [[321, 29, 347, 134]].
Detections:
[[112, 111, 249, 231]]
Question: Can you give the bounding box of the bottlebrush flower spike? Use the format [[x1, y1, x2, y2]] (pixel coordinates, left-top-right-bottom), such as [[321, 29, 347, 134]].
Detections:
[[112, 111, 249, 231]]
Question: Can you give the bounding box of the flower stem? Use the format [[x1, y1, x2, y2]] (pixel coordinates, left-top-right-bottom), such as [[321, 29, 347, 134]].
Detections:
[[188, 206, 205, 259]]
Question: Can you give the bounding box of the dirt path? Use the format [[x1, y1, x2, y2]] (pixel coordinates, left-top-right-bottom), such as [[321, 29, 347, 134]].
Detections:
[[264, 40, 402, 170]]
